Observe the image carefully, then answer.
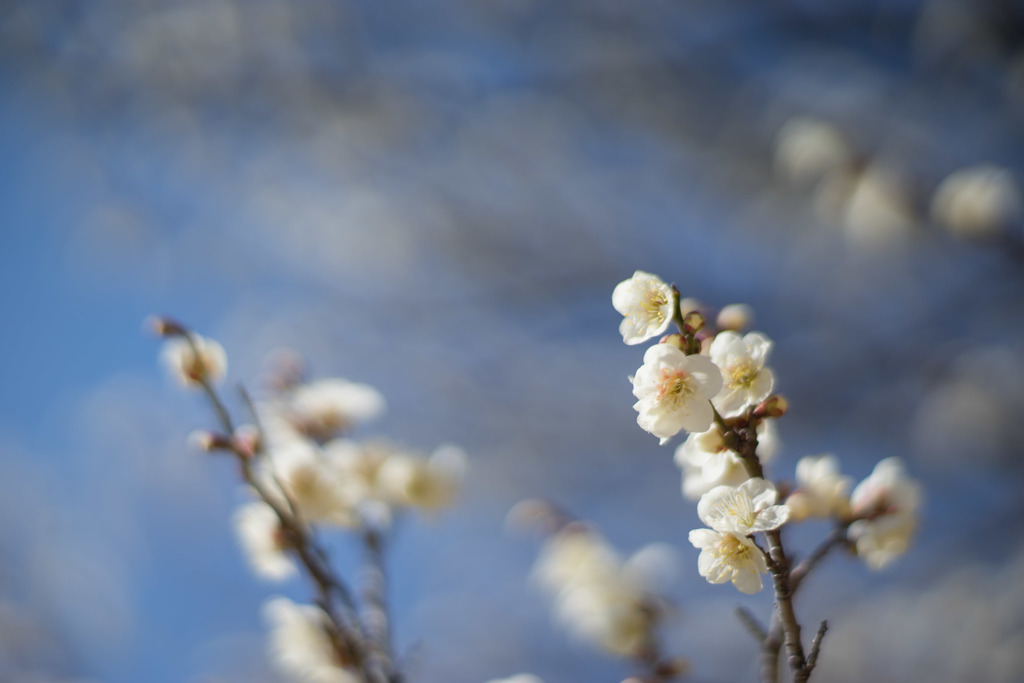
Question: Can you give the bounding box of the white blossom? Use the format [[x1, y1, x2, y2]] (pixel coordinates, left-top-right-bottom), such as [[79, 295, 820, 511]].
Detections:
[[376, 445, 467, 511], [285, 378, 386, 441], [263, 439, 360, 527], [785, 454, 853, 522], [688, 480, 789, 594], [263, 597, 356, 683], [160, 334, 227, 387], [674, 420, 778, 500], [708, 331, 774, 417], [688, 528, 767, 594], [233, 501, 296, 581], [848, 458, 922, 569], [532, 527, 664, 656], [612, 271, 675, 345], [632, 344, 722, 443], [931, 164, 1022, 239], [697, 479, 789, 535]]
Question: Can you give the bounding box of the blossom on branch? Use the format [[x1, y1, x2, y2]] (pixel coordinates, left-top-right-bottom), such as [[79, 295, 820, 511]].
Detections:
[[708, 331, 774, 417], [160, 334, 227, 387], [848, 458, 922, 569], [264, 597, 356, 683], [632, 344, 722, 443], [785, 454, 852, 522], [689, 480, 789, 594], [674, 420, 779, 500], [612, 271, 676, 345], [234, 501, 297, 581]]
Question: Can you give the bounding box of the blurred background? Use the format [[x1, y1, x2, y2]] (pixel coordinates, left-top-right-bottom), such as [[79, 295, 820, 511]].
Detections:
[[2, 0, 1024, 681]]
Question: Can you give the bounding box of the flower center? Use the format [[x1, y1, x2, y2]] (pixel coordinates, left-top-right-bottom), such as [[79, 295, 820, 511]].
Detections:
[[709, 490, 757, 529], [658, 369, 695, 406], [728, 359, 759, 389], [716, 533, 751, 562], [643, 288, 669, 323]]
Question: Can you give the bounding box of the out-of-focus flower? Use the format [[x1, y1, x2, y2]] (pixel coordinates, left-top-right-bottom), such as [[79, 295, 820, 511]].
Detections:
[[848, 458, 922, 569], [160, 334, 227, 387], [263, 440, 359, 527], [376, 444, 466, 511], [263, 597, 356, 683], [774, 117, 854, 189], [484, 676, 544, 683], [709, 332, 775, 418], [233, 501, 296, 581], [612, 271, 675, 345], [785, 454, 852, 522], [532, 527, 667, 657], [283, 378, 386, 442], [840, 164, 917, 250], [689, 479, 788, 594], [931, 164, 1022, 239], [673, 420, 778, 500], [716, 303, 754, 332], [632, 344, 722, 443]]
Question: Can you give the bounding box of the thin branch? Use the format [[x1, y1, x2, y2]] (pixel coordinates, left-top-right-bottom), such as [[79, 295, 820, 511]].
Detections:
[[790, 525, 850, 592], [735, 606, 767, 643], [805, 620, 828, 677], [362, 526, 400, 683]]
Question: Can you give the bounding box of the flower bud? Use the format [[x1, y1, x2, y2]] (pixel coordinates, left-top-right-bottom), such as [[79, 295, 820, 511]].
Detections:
[[233, 424, 262, 459], [146, 315, 188, 338], [189, 430, 234, 453], [658, 333, 687, 350], [716, 304, 754, 332], [754, 395, 788, 419], [682, 311, 705, 335]]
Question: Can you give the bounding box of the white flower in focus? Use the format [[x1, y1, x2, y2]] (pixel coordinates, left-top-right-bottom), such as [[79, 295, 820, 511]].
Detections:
[[632, 344, 722, 443], [688, 528, 767, 594], [688, 479, 790, 594], [674, 420, 778, 500], [786, 454, 853, 522], [709, 331, 774, 418], [697, 478, 790, 535], [264, 597, 356, 683], [287, 378, 386, 441], [931, 164, 1022, 239], [160, 334, 227, 387], [234, 501, 296, 581], [612, 271, 675, 345], [848, 458, 922, 570], [376, 445, 467, 511]]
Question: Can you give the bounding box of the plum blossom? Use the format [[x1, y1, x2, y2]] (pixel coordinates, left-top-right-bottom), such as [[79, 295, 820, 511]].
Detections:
[[709, 331, 774, 417], [632, 344, 723, 443], [786, 454, 852, 522], [376, 444, 467, 511], [532, 527, 669, 656], [689, 479, 789, 593], [674, 419, 779, 500], [263, 439, 360, 527], [233, 501, 296, 581], [285, 378, 386, 441], [161, 334, 227, 387], [264, 597, 356, 683], [612, 271, 676, 345], [848, 458, 922, 569]]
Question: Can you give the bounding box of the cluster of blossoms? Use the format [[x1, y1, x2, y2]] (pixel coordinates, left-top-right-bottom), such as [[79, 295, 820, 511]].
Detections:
[[612, 272, 923, 681], [155, 320, 465, 683], [508, 500, 686, 682]]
